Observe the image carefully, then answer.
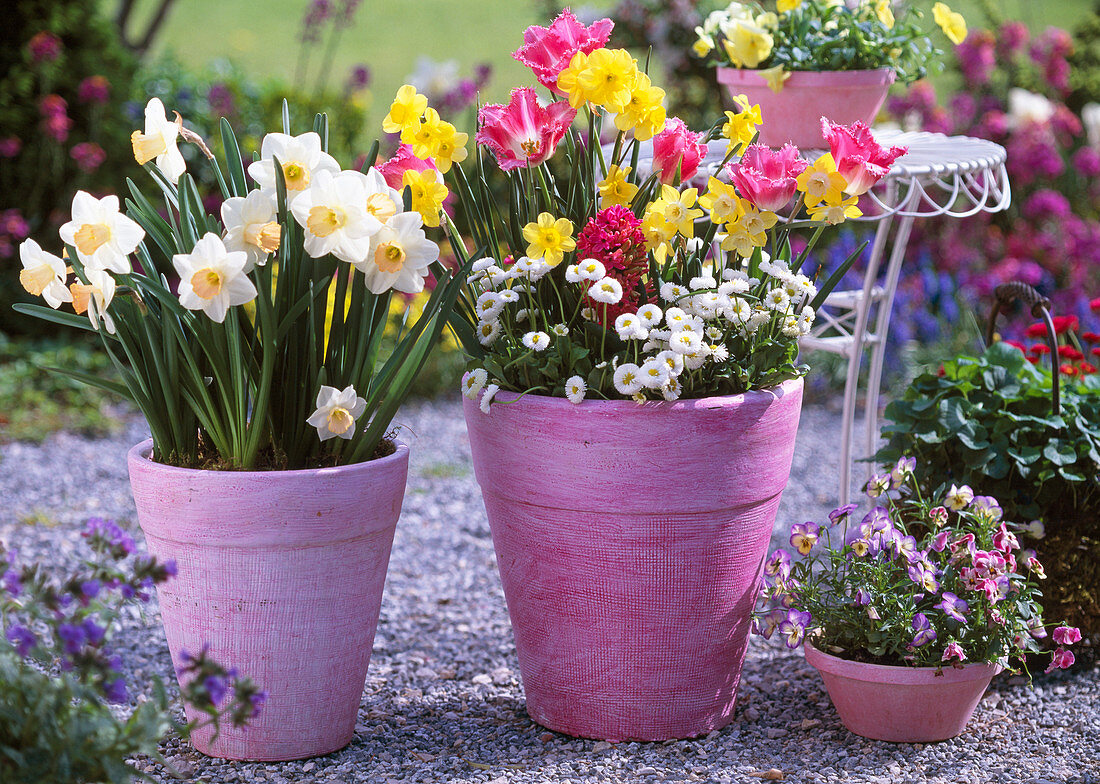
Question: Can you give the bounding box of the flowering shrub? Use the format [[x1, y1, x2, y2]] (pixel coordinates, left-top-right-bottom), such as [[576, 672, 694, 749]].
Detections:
[[379, 10, 904, 407], [754, 461, 1082, 671], [692, 0, 966, 85], [0, 519, 262, 783]]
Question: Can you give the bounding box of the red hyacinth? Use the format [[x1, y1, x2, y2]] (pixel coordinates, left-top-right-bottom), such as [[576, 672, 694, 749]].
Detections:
[[575, 205, 649, 321]]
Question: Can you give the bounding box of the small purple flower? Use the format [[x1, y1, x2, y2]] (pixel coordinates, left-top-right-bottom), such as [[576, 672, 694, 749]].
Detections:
[[81, 618, 106, 646], [57, 623, 87, 655], [2, 568, 22, 597], [83, 518, 135, 556], [777, 609, 812, 649], [1028, 616, 1048, 639], [1053, 626, 1081, 646], [895, 535, 919, 562], [6, 624, 36, 657], [860, 506, 890, 535], [864, 472, 891, 498], [250, 690, 269, 718], [763, 550, 791, 581], [104, 677, 129, 704], [163, 560, 178, 578], [79, 579, 101, 601], [890, 456, 915, 484], [910, 613, 937, 648], [204, 674, 229, 706], [827, 503, 858, 526], [853, 587, 871, 606], [753, 607, 787, 640], [789, 523, 820, 555], [936, 592, 970, 623], [931, 530, 951, 552]]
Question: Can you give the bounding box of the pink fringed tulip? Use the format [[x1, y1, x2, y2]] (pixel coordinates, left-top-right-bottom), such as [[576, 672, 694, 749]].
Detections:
[[476, 88, 576, 172], [377, 144, 439, 190], [726, 144, 807, 212], [651, 118, 707, 185], [821, 118, 908, 196], [513, 9, 614, 95]]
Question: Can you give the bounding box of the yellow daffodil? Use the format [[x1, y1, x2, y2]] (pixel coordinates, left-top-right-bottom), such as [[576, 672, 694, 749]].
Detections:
[[932, 3, 967, 46], [722, 21, 773, 69], [720, 224, 758, 258], [722, 98, 762, 155], [651, 185, 703, 238], [874, 0, 894, 29], [401, 107, 446, 161], [722, 203, 778, 256], [575, 48, 637, 112], [598, 165, 640, 208], [640, 208, 676, 262], [382, 84, 428, 135], [807, 192, 863, 224], [557, 51, 590, 108], [777, 0, 802, 12], [614, 71, 667, 142], [758, 64, 791, 94], [796, 153, 847, 206], [430, 122, 468, 173], [403, 169, 448, 228], [698, 178, 744, 224], [522, 212, 575, 267]]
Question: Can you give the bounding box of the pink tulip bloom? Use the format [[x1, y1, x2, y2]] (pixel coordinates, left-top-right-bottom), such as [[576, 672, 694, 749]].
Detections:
[[476, 88, 576, 172], [513, 9, 614, 95], [820, 118, 908, 196], [652, 118, 707, 185], [726, 144, 808, 212], [377, 144, 439, 190]]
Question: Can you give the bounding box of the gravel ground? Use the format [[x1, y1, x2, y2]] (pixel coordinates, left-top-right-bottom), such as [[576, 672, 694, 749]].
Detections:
[[1, 398, 1097, 784]]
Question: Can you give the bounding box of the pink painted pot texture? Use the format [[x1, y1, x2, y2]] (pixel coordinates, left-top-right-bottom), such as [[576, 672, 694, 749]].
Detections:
[[128, 440, 409, 761], [805, 640, 1002, 743], [463, 378, 804, 741], [717, 67, 896, 149]]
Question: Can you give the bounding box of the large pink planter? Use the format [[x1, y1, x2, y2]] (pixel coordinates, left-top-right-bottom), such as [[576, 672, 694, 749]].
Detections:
[[805, 640, 1001, 743], [128, 440, 409, 761], [463, 378, 804, 741], [717, 67, 895, 149]]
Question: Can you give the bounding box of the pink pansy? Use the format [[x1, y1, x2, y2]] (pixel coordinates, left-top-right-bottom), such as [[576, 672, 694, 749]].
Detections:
[[652, 118, 707, 185], [1045, 647, 1075, 674], [931, 530, 951, 552], [942, 642, 967, 663], [513, 9, 614, 95], [992, 523, 1019, 553], [820, 118, 908, 196], [1052, 626, 1082, 646], [377, 144, 439, 190], [727, 143, 808, 212], [476, 87, 576, 172]]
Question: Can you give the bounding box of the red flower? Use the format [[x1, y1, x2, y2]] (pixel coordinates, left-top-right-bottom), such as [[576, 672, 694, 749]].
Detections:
[[576, 205, 649, 321], [476, 88, 576, 172], [1093, 347, 1100, 358], [820, 119, 907, 196], [1024, 322, 1047, 338], [70, 142, 105, 173], [1058, 345, 1084, 361], [1026, 356, 1039, 365], [1060, 363, 1078, 377], [652, 118, 707, 185], [1080, 362, 1098, 374], [1082, 332, 1100, 343], [1028, 344, 1050, 355], [727, 144, 808, 212], [27, 31, 62, 64], [0, 137, 20, 158], [1091, 297, 1100, 313], [38, 94, 71, 143], [77, 75, 111, 105], [513, 9, 614, 95], [1052, 315, 1078, 334]]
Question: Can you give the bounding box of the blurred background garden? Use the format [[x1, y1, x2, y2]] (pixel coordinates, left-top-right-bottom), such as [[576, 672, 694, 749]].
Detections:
[[2, 0, 1099, 442]]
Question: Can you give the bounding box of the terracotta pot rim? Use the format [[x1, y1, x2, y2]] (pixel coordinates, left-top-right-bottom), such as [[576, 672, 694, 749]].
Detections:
[[127, 438, 410, 480], [804, 639, 1002, 684], [489, 376, 803, 413], [716, 66, 896, 86]]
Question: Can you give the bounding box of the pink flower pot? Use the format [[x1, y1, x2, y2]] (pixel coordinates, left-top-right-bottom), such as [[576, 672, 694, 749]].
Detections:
[[463, 378, 804, 741], [717, 67, 896, 149], [128, 440, 409, 761], [805, 640, 1002, 743]]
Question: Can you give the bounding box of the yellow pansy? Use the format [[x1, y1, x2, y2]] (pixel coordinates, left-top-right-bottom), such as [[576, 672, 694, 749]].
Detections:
[[807, 192, 863, 224], [796, 153, 847, 206], [874, 0, 894, 29], [932, 3, 967, 46], [722, 21, 774, 69], [698, 178, 744, 224], [614, 71, 667, 141], [403, 169, 448, 228], [522, 212, 576, 267], [382, 85, 428, 135], [758, 64, 791, 94], [777, 0, 802, 12], [598, 165, 640, 208]]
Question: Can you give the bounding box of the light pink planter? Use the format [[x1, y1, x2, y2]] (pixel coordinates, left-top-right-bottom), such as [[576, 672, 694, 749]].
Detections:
[[128, 440, 409, 761], [717, 67, 895, 149], [463, 378, 804, 741], [805, 640, 1001, 743]]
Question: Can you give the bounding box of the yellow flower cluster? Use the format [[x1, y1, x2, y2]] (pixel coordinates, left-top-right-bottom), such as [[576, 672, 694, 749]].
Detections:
[[698, 177, 779, 258], [597, 165, 639, 209], [383, 85, 469, 174], [722, 13, 775, 69], [641, 185, 703, 264], [721, 94, 762, 156], [796, 154, 862, 225], [557, 49, 667, 141]]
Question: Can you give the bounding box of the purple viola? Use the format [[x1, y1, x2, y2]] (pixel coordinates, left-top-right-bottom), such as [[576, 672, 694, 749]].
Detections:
[[910, 613, 937, 647], [827, 503, 858, 527], [936, 592, 970, 623], [763, 549, 792, 581], [790, 523, 820, 555], [778, 609, 813, 649]]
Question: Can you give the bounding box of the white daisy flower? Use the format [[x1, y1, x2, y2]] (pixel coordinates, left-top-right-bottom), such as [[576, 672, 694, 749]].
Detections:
[[581, 306, 598, 321], [708, 343, 730, 362], [764, 287, 791, 312], [247, 131, 340, 204], [462, 368, 488, 399], [669, 329, 702, 355], [799, 305, 816, 334], [172, 233, 257, 323], [661, 376, 682, 401], [614, 313, 647, 340], [719, 278, 750, 296], [477, 320, 501, 346], [18, 239, 72, 309], [613, 363, 643, 395], [726, 297, 752, 324], [70, 267, 117, 334], [498, 289, 521, 304], [706, 326, 723, 340], [483, 266, 512, 287], [306, 384, 366, 441], [664, 307, 687, 328], [577, 258, 606, 281], [660, 282, 688, 302], [130, 97, 186, 182], [515, 308, 530, 323], [782, 315, 801, 338], [522, 331, 550, 351], [480, 383, 500, 414], [221, 189, 280, 273], [564, 263, 583, 283], [632, 391, 648, 404], [691, 292, 722, 318], [636, 304, 662, 327], [589, 277, 623, 304], [689, 275, 717, 290], [565, 375, 586, 404], [657, 350, 685, 375], [551, 323, 569, 336], [514, 256, 551, 281], [471, 257, 498, 273], [641, 339, 661, 353], [639, 358, 671, 388], [649, 328, 672, 340], [722, 267, 750, 282], [59, 191, 144, 274], [684, 351, 707, 370], [749, 307, 771, 330]]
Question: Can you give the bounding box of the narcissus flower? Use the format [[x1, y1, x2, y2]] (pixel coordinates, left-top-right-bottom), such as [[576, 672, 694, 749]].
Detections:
[[221, 190, 280, 272], [59, 191, 144, 274], [476, 88, 576, 172], [382, 84, 428, 135], [699, 178, 744, 224], [796, 153, 846, 206], [932, 2, 967, 46], [290, 169, 377, 264], [18, 239, 72, 309], [727, 143, 807, 212], [721, 95, 762, 156], [357, 211, 440, 295], [758, 65, 791, 94], [820, 119, 907, 196], [777, 0, 802, 12], [307, 384, 366, 441], [598, 165, 640, 208], [573, 48, 637, 112], [874, 0, 894, 29], [806, 192, 862, 224], [513, 9, 614, 95], [130, 98, 186, 182], [69, 268, 117, 334], [722, 20, 773, 68], [403, 168, 448, 228], [613, 71, 667, 141], [247, 131, 340, 204], [522, 212, 575, 267], [172, 233, 257, 323]]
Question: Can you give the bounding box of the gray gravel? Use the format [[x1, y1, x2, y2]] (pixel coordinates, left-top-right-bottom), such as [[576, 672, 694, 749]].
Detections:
[[1, 399, 1097, 784]]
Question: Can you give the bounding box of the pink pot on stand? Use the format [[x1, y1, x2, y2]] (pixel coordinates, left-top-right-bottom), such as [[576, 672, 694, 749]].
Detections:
[[463, 378, 804, 741], [717, 67, 895, 149], [128, 440, 409, 761], [805, 640, 1002, 743]]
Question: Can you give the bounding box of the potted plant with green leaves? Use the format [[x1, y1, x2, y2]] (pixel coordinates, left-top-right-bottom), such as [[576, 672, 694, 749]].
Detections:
[[14, 97, 470, 760], [692, 0, 969, 147], [754, 459, 1081, 742]]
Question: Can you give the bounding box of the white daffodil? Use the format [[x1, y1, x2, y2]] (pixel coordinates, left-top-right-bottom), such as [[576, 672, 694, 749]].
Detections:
[[359, 168, 403, 229], [172, 233, 257, 323], [306, 384, 367, 441], [290, 169, 377, 264], [248, 131, 340, 204], [479, 383, 500, 414], [130, 98, 186, 182], [477, 319, 501, 346], [18, 239, 71, 309], [358, 212, 440, 294], [1007, 88, 1055, 128], [522, 331, 550, 351], [462, 368, 489, 399], [565, 375, 587, 404], [613, 362, 643, 395], [588, 277, 623, 304], [59, 192, 144, 274], [70, 268, 117, 334], [221, 190, 281, 272]]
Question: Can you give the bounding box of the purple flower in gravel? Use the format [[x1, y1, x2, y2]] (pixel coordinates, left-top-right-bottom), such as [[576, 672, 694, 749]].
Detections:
[[80, 579, 101, 601], [81, 618, 106, 646], [104, 677, 129, 704], [778, 609, 812, 649], [910, 613, 937, 648], [57, 623, 87, 655], [936, 592, 970, 623], [2, 568, 21, 597], [83, 518, 135, 556], [6, 624, 36, 657]]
